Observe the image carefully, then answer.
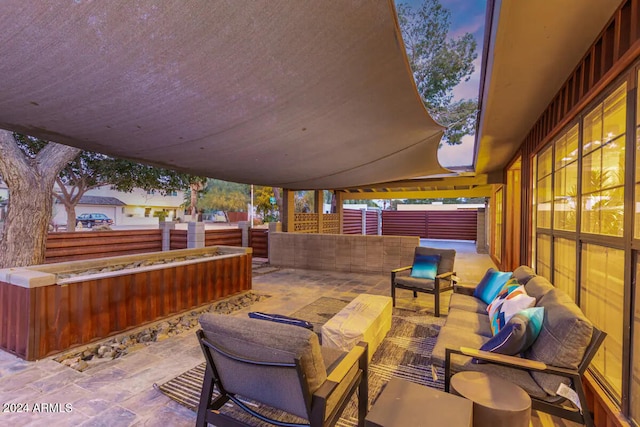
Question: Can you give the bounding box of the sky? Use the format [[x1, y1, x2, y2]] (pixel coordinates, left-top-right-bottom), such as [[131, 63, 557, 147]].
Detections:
[[396, 0, 487, 168]]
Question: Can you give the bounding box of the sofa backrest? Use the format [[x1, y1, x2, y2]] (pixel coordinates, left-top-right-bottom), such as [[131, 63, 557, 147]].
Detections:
[[524, 276, 555, 302], [198, 313, 327, 419], [513, 265, 536, 285], [525, 288, 593, 395]]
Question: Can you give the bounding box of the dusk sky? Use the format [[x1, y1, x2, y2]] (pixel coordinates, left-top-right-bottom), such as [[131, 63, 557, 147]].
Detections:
[[396, 0, 487, 168]]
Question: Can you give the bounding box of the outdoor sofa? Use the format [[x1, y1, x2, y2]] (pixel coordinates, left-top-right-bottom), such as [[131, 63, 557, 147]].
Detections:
[[430, 265, 606, 427]]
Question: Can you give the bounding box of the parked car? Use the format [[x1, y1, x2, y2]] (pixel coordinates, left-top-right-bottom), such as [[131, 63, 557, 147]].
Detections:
[[76, 213, 114, 228]]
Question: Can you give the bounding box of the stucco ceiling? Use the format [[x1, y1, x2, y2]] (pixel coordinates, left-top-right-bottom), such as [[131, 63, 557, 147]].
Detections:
[[475, 0, 623, 177], [0, 1, 446, 190]]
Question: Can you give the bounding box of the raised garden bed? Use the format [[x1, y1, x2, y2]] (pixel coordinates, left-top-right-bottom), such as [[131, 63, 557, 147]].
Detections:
[[0, 246, 252, 360]]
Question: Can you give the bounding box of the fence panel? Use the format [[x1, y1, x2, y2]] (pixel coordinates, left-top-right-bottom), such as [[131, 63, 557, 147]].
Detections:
[[45, 230, 162, 263], [250, 229, 269, 258], [205, 229, 242, 247], [342, 209, 363, 234], [425, 211, 477, 240], [365, 210, 379, 235], [170, 229, 188, 250], [382, 211, 427, 237]]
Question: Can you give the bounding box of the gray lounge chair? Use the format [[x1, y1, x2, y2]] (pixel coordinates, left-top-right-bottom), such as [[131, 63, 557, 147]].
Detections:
[[196, 313, 368, 427]]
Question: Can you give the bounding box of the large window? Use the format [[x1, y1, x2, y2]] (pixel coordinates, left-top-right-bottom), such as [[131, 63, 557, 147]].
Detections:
[[493, 187, 503, 262], [636, 69, 640, 239], [581, 84, 626, 237], [553, 237, 576, 301], [533, 80, 629, 402], [581, 244, 624, 396], [632, 254, 640, 421]]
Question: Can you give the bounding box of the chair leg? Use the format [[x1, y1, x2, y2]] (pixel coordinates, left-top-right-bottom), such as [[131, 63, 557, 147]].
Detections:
[[391, 285, 396, 307], [434, 279, 441, 317], [413, 291, 417, 298], [196, 367, 216, 427]]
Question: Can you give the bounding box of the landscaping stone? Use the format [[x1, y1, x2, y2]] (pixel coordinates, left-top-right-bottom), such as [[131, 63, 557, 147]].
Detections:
[[54, 291, 269, 371]]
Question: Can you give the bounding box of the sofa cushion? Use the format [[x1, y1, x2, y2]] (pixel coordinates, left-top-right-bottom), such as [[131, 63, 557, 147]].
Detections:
[[473, 268, 512, 304], [513, 265, 536, 285], [199, 313, 329, 418], [394, 275, 436, 291], [524, 276, 555, 302], [444, 308, 493, 337], [525, 289, 593, 395], [431, 325, 489, 367], [410, 254, 440, 279], [449, 292, 488, 314], [488, 284, 536, 335], [480, 307, 544, 355]]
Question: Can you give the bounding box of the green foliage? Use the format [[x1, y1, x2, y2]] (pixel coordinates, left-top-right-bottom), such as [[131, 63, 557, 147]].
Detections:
[[199, 179, 249, 212], [397, 0, 478, 145], [254, 186, 279, 222]]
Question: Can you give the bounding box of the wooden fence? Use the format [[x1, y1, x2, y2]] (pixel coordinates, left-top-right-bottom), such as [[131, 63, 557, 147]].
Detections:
[[365, 210, 379, 235], [382, 210, 477, 240], [45, 230, 162, 263], [250, 229, 269, 258]]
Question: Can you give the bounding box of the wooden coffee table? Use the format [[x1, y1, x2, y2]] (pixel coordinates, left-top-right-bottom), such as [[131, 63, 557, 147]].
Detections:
[[365, 377, 473, 427]]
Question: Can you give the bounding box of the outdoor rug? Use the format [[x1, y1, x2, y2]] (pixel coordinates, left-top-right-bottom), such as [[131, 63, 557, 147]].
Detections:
[[156, 296, 447, 427]]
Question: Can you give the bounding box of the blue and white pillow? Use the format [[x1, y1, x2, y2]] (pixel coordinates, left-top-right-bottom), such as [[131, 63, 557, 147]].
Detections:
[[410, 254, 441, 280], [473, 268, 512, 304], [479, 307, 544, 356]]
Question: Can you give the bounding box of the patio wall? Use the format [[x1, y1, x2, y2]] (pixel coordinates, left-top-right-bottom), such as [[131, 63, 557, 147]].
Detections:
[[269, 232, 419, 273]]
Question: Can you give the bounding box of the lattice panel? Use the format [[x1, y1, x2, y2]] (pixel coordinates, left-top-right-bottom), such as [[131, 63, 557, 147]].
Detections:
[[322, 214, 339, 234], [294, 213, 318, 233]]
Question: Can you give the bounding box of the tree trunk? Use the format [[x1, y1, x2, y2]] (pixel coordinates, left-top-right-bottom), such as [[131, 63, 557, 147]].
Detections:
[[65, 202, 77, 231], [0, 131, 80, 268]]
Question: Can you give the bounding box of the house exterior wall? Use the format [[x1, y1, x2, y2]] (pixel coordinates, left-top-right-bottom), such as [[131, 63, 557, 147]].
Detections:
[[498, 1, 640, 424]]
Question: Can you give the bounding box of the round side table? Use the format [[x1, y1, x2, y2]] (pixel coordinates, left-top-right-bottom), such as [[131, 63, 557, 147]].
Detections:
[[450, 371, 531, 427]]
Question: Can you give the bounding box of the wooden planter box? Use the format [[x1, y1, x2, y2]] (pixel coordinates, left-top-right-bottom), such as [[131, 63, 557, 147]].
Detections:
[[0, 246, 252, 360]]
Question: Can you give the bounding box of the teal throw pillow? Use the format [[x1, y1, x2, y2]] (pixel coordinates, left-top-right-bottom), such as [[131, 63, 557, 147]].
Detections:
[[473, 268, 512, 304], [479, 307, 544, 357], [410, 254, 441, 280]]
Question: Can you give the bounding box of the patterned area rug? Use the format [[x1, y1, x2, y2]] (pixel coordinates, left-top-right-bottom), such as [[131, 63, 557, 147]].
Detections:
[[156, 296, 447, 427]]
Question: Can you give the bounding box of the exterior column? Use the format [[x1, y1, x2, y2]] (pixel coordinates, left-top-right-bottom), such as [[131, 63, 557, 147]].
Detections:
[[476, 207, 488, 254], [159, 221, 175, 251], [238, 221, 250, 247], [268, 221, 282, 261], [315, 190, 324, 234], [378, 209, 382, 236], [282, 189, 296, 232], [361, 208, 367, 235], [335, 191, 344, 234], [187, 221, 205, 249]]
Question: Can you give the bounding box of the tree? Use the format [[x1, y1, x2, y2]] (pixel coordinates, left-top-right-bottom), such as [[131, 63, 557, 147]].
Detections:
[[254, 186, 279, 222], [198, 179, 249, 213], [0, 130, 80, 267], [397, 0, 478, 145], [13, 134, 196, 231]]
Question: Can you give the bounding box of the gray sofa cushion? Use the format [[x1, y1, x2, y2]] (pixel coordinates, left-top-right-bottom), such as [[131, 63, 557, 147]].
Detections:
[[525, 289, 593, 395], [199, 313, 330, 419], [513, 266, 536, 285], [443, 308, 493, 337], [394, 275, 435, 291], [449, 292, 488, 314], [431, 326, 489, 367], [524, 276, 555, 302]]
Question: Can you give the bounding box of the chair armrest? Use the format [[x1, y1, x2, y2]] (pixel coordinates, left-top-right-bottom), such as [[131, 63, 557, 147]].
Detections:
[[391, 265, 412, 274], [436, 271, 456, 280], [453, 283, 476, 296], [327, 342, 367, 383], [458, 347, 547, 371]]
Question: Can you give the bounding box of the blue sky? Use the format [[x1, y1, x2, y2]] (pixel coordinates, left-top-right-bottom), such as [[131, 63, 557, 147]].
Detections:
[[396, 0, 487, 168]]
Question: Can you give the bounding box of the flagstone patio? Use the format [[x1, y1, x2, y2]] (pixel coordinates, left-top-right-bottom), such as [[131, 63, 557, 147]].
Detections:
[[0, 240, 576, 426]]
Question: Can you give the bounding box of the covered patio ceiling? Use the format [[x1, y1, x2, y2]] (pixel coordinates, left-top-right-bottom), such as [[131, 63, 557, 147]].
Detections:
[[0, 1, 446, 191], [474, 0, 623, 177]]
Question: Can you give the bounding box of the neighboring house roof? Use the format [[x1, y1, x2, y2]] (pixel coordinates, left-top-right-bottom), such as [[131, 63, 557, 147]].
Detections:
[[56, 196, 126, 206], [0, 2, 445, 190]]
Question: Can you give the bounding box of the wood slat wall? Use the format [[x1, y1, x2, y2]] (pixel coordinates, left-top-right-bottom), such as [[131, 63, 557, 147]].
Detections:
[[170, 229, 187, 250], [365, 211, 379, 235], [1, 253, 252, 360], [204, 229, 242, 247], [343, 209, 363, 234], [382, 211, 427, 237], [250, 229, 268, 258], [382, 210, 478, 240], [45, 230, 163, 263]]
